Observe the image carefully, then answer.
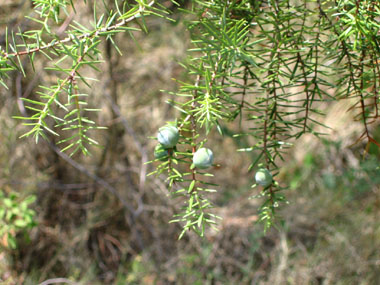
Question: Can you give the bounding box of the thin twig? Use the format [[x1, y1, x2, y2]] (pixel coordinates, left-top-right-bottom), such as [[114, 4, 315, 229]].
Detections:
[[47, 141, 137, 217], [189, 73, 201, 193], [104, 90, 145, 155]]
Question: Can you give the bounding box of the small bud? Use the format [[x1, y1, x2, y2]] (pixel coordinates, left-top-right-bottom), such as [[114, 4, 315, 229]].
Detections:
[[154, 144, 169, 161], [193, 148, 214, 169], [157, 125, 179, 148], [255, 168, 273, 187]]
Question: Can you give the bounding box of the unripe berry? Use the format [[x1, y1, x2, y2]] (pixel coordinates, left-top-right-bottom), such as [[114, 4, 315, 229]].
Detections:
[[154, 144, 169, 161], [255, 168, 273, 187], [193, 148, 214, 169], [157, 125, 179, 148]]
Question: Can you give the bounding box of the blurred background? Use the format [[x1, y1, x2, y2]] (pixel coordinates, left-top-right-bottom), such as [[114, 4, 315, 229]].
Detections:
[[0, 1, 379, 284]]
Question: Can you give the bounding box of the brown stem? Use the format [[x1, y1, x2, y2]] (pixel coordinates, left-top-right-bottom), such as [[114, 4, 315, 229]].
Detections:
[[238, 66, 249, 125], [359, 49, 370, 139], [371, 51, 379, 118], [190, 73, 201, 192]]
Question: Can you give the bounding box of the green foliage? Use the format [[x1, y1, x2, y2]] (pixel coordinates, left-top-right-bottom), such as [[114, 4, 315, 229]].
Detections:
[[1, 0, 176, 155], [156, 0, 380, 236], [0, 190, 36, 249], [1, 0, 380, 238]]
